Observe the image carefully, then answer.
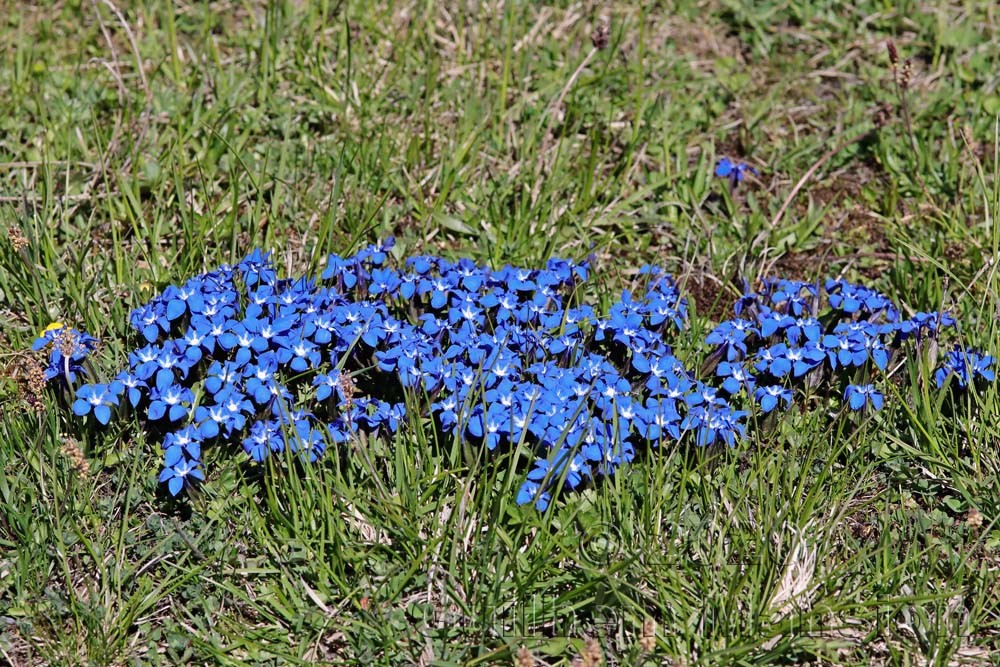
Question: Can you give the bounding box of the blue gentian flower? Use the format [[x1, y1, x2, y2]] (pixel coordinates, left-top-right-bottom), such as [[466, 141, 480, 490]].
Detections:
[[158, 458, 205, 496], [821, 332, 868, 370], [705, 320, 753, 362], [72, 381, 123, 425], [516, 480, 551, 511], [755, 343, 791, 377], [162, 427, 203, 459], [758, 310, 794, 338], [753, 385, 793, 413], [717, 361, 755, 394], [844, 384, 884, 412], [115, 371, 147, 408], [147, 384, 194, 422], [204, 360, 243, 395], [715, 157, 759, 187]]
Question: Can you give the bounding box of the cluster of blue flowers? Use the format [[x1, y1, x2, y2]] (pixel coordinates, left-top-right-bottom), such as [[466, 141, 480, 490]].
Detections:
[[934, 347, 996, 389], [703, 277, 995, 420], [34, 241, 995, 509]]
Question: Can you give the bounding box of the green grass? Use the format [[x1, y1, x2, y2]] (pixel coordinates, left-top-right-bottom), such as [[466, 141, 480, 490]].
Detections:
[[1, 1, 999, 665]]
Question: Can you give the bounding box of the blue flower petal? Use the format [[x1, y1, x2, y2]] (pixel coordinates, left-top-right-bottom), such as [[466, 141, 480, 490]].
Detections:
[[167, 476, 184, 496], [94, 404, 112, 425]]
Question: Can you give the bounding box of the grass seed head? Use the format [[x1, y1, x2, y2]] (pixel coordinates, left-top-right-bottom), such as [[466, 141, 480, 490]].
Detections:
[[900, 59, 912, 91], [61, 436, 90, 479], [8, 354, 47, 412], [591, 19, 610, 50], [57, 328, 78, 358], [513, 646, 535, 667], [579, 637, 603, 667], [7, 225, 28, 252], [339, 372, 356, 410], [639, 617, 656, 653]]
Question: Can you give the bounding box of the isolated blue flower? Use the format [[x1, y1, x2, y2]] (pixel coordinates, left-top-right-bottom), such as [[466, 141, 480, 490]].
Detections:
[[214, 388, 252, 434], [634, 397, 682, 443], [786, 344, 825, 377], [526, 450, 589, 490], [130, 302, 170, 343], [242, 420, 284, 462], [825, 279, 896, 317], [152, 342, 197, 390], [312, 369, 344, 402], [821, 332, 868, 370], [715, 157, 759, 187], [758, 310, 794, 338], [893, 312, 956, 342], [239, 248, 277, 288], [204, 360, 243, 395], [785, 317, 821, 345], [866, 335, 890, 371], [705, 320, 753, 361], [682, 405, 745, 447], [115, 371, 147, 408], [274, 332, 321, 372], [755, 343, 791, 377], [162, 427, 203, 459], [288, 418, 327, 462], [244, 354, 282, 405]]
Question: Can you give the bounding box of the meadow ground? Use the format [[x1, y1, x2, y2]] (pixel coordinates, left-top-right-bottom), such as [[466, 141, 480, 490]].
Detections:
[[1, 1, 999, 665]]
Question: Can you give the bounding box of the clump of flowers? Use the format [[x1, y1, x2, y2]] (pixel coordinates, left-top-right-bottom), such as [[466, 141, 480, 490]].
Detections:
[[33, 244, 996, 510], [701, 277, 994, 419], [35, 242, 737, 508], [934, 347, 996, 389]]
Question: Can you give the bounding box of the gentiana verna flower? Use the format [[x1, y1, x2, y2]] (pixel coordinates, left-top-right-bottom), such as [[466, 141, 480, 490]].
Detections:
[[753, 385, 792, 413], [72, 381, 124, 425], [844, 384, 884, 412], [715, 157, 759, 187]]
